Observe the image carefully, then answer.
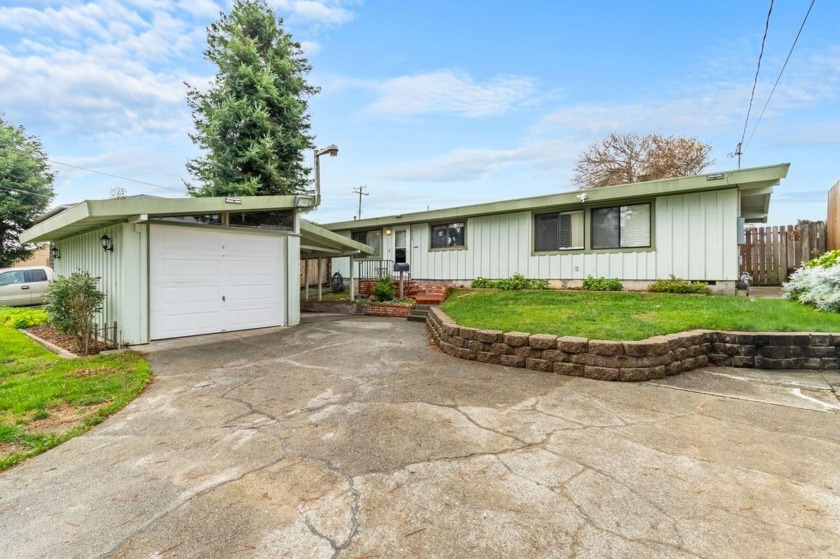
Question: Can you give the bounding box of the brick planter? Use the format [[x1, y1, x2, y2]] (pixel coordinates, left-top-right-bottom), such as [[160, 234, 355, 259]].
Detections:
[[426, 307, 839, 382], [301, 299, 413, 319]]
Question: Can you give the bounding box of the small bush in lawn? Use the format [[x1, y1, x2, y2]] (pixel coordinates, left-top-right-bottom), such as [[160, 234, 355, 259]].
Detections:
[[44, 272, 105, 355], [372, 276, 396, 302], [582, 276, 623, 291], [494, 273, 548, 291], [472, 274, 547, 290], [647, 275, 711, 295], [783, 262, 840, 312], [0, 307, 49, 329], [471, 277, 495, 288]]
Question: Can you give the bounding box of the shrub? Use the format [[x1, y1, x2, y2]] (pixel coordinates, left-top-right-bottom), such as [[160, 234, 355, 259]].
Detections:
[[804, 249, 840, 269], [581, 276, 623, 291], [372, 276, 396, 302], [475, 273, 548, 291], [495, 273, 530, 291], [0, 307, 49, 329], [44, 272, 105, 355], [783, 263, 840, 312], [647, 275, 711, 295], [471, 277, 495, 288]]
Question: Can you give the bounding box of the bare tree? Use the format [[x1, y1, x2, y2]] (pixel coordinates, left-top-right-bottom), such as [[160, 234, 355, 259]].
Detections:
[[573, 133, 714, 190]]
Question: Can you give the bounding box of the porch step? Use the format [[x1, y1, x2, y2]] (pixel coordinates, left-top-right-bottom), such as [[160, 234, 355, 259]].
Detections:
[[407, 304, 433, 322], [406, 282, 451, 305]]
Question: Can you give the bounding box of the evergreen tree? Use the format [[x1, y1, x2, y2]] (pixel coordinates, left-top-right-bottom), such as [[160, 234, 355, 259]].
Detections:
[[0, 116, 55, 267], [186, 0, 318, 197]]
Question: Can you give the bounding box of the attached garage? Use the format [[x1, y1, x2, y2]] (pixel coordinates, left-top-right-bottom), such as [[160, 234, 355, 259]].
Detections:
[[21, 196, 372, 345]]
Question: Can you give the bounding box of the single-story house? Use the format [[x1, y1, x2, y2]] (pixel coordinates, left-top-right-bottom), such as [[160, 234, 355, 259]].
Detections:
[[20, 195, 372, 345], [323, 164, 790, 292]]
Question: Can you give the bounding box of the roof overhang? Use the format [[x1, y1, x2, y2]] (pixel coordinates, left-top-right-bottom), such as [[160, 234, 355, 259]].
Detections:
[[322, 163, 790, 231], [300, 220, 374, 258], [21, 195, 313, 243]]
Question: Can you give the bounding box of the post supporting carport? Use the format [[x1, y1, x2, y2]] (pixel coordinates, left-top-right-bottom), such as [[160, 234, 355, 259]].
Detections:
[[304, 257, 310, 300], [349, 255, 355, 301], [317, 258, 323, 301]]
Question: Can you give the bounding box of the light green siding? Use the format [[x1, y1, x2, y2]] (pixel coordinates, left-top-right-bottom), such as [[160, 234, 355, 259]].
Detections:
[[286, 234, 301, 326], [331, 189, 740, 282], [53, 223, 149, 345]]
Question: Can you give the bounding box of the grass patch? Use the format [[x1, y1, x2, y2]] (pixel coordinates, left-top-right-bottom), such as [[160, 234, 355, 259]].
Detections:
[[0, 326, 151, 471], [441, 289, 840, 341]]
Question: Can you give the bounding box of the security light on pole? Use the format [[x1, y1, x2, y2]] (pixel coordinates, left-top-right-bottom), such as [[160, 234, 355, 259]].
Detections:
[[313, 144, 339, 208]]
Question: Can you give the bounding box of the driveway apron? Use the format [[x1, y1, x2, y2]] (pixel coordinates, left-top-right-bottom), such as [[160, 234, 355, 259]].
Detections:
[[1, 314, 839, 558]]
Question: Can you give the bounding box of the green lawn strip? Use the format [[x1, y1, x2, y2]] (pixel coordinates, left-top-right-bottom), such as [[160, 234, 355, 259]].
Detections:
[[440, 289, 840, 341], [0, 326, 152, 471]]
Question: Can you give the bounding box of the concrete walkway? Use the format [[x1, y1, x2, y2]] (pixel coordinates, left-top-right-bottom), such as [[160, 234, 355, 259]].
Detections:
[[1, 314, 839, 558]]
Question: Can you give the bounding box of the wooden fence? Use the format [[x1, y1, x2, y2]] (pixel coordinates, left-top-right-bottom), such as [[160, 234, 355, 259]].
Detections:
[[828, 180, 840, 251], [740, 221, 826, 285], [300, 258, 331, 287]]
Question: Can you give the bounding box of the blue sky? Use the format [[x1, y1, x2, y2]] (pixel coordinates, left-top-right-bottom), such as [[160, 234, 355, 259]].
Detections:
[[1, 0, 838, 226]]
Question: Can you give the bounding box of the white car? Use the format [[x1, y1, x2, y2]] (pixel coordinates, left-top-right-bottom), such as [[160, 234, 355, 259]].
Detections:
[[0, 266, 54, 307]]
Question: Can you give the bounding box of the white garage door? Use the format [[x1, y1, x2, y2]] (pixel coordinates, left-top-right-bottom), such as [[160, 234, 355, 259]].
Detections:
[[150, 224, 285, 340]]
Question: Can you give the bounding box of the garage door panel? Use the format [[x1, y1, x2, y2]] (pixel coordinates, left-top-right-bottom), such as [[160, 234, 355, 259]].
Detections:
[[151, 309, 223, 338], [154, 257, 221, 281], [223, 233, 279, 254], [225, 307, 281, 330], [150, 225, 286, 340], [155, 228, 221, 253], [156, 285, 221, 306]]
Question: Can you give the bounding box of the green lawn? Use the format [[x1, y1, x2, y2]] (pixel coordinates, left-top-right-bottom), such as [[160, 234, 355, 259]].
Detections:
[[441, 289, 840, 341], [0, 314, 151, 471]]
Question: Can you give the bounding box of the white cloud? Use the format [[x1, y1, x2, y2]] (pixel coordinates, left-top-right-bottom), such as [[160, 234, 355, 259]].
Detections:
[[175, 0, 221, 19], [269, 0, 357, 26], [357, 70, 537, 119], [377, 139, 579, 183], [534, 45, 840, 142]]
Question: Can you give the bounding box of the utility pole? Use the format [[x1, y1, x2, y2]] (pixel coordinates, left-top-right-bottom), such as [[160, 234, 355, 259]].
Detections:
[[353, 185, 368, 219]]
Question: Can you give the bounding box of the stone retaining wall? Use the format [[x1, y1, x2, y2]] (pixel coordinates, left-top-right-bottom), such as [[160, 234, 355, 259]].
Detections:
[[301, 300, 413, 318], [426, 308, 839, 382]]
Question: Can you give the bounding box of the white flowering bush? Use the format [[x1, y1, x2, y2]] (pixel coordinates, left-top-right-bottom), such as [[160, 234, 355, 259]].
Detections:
[[783, 250, 840, 312]]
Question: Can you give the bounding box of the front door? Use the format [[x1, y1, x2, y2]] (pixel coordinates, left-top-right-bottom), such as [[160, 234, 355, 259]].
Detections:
[[393, 227, 409, 265]]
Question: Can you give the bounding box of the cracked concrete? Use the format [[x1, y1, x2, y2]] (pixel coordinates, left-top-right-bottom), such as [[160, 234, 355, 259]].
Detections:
[[1, 313, 839, 558]]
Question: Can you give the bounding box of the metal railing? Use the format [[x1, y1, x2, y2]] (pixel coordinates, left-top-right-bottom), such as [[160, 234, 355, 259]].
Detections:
[[356, 259, 394, 279], [93, 321, 120, 349]]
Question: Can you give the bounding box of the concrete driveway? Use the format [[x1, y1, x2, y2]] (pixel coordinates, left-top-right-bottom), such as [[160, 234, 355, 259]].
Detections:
[[1, 314, 839, 558]]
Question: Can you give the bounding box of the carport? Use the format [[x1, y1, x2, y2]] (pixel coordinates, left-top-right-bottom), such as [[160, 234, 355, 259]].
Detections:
[[20, 195, 372, 345]]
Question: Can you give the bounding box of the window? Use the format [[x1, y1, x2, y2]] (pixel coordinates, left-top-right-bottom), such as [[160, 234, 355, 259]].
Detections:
[[27, 269, 48, 282], [0, 270, 26, 286], [152, 214, 222, 225], [229, 210, 294, 231], [351, 229, 383, 257], [591, 203, 650, 249], [535, 210, 584, 252], [431, 222, 465, 249]]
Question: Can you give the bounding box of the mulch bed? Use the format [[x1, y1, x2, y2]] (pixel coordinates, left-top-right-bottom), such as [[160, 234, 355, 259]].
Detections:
[[26, 324, 115, 356]]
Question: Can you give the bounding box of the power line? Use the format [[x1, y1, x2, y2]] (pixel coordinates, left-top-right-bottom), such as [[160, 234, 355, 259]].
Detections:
[[734, 0, 774, 168], [47, 158, 187, 194], [745, 0, 816, 151]]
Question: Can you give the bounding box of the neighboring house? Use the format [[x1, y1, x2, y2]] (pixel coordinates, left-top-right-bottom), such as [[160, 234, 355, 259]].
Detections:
[[20, 195, 372, 345], [11, 245, 51, 268], [323, 164, 790, 292]]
